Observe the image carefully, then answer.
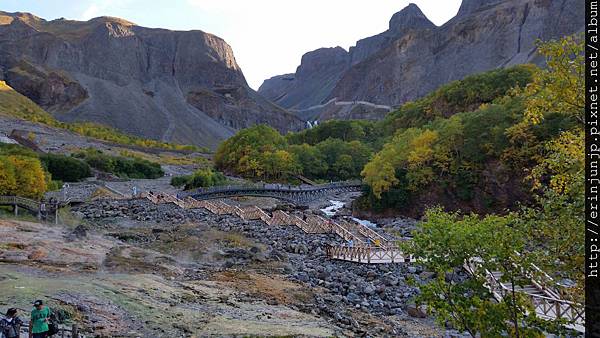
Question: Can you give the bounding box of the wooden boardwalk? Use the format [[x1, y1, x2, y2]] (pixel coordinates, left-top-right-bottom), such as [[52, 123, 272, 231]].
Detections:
[[0, 195, 60, 221], [177, 180, 362, 204], [144, 192, 585, 332]]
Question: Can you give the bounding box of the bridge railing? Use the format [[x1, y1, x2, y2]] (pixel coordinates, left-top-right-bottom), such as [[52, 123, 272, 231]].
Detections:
[[177, 180, 362, 198], [326, 245, 417, 264], [463, 259, 585, 330]]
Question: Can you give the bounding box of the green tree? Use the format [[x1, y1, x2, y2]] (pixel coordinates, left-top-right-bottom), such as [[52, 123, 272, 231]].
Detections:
[[406, 208, 566, 337], [215, 125, 287, 178], [40, 154, 92, 182], [288, 144, 328, 179]]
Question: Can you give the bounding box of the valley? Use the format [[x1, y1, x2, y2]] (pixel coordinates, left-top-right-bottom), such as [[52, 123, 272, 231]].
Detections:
[[0, 0, 587, 336]]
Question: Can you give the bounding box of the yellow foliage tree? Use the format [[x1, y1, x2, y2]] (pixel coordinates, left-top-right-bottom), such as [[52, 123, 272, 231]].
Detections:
[[7, 155, 48, 199], [0, 156, 18, 195], [520, 34, 584, 125]]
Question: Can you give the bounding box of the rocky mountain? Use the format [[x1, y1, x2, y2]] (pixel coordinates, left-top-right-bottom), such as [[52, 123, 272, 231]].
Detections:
[[0, 12, 303, 149], [348, 3, 435, 66], [259, 47, 349, 110], [259, 4, 433, 112], [259, 0, 584, 121]]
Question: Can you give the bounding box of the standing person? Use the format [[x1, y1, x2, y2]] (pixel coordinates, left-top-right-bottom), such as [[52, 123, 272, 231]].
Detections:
[[29, 300, 51, 338], [1, 308, 23, 338]]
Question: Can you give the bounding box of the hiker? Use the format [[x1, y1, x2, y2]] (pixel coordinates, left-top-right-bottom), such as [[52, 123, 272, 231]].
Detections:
[[1, 308, 23, 338], [29, 300, 51, 338], [348, 239, 354, 248]]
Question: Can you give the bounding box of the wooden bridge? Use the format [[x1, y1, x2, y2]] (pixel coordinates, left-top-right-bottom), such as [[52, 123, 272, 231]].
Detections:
[[464, 259, 585, 332], [177, 180, 362, 205], [0, 195, 60, 221], [144, 192, 585, 332]]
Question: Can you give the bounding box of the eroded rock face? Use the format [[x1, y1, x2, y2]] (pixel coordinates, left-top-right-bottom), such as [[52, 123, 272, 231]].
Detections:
[[0, 12, 303, 148], [330, 0, 583, 106], [259, 0, 583, 120], [349, 3, 435, 66], [6, 61, 88, 113], [456, 0, 504, 16], [258, 4, 433, 112], [258, 47, 350, 110]]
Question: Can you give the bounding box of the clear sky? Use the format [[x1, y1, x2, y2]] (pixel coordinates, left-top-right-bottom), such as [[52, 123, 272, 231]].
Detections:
[[1, 0, 462, 89]]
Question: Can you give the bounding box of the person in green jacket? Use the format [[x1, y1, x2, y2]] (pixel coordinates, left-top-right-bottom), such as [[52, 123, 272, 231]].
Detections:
[[29, 300, 51, 338]]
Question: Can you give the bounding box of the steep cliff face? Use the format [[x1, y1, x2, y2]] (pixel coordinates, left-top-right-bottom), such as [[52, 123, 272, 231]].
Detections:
[[456, 0, 504, 16], [0, 12, 302, 148], [260, 0, 583, 120], [258, 4, 432, 111], [330, 0, 584, 106], [349, 3, 435, 65], [258, 47, 350, 110]]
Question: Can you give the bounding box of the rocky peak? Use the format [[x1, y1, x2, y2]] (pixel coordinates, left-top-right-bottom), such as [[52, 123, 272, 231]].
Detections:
[[388, 3, 436, 34], [0, 11, 42, 26], [457, 0, 504, 16], [348, 4, 434, 65], [88, 16, 135, 26], [296, 47, 349, 80]]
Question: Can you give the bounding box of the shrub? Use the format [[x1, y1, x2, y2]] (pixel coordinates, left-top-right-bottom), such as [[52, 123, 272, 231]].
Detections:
[[74, 149, 164, 179], [40, 153, 92, 182], [171, 168, 227, 190], [170, 176, 189, 188]]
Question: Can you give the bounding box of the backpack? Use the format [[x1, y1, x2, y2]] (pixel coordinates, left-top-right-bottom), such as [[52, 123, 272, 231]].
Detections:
[[47, 311, 59, 336], [1, 319, 20, 338]]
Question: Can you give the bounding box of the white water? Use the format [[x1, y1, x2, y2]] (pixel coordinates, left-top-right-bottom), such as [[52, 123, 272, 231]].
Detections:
[[320, 200, 345, 216], [320, 200, 379, 228], [350, 217, 378, 229]]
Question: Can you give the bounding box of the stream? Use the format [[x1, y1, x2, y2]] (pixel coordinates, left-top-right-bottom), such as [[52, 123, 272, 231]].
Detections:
[[320, 200, 378, 228]]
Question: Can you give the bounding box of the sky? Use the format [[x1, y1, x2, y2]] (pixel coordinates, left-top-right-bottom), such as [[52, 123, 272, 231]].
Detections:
[[0, 0, 462, 89]]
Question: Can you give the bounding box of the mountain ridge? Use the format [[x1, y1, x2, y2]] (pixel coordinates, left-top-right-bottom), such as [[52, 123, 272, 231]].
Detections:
[[259, 0, 583, 121], [0, 11, 303, 149]]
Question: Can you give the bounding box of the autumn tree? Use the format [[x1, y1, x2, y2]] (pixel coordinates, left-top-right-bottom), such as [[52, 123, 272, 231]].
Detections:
[[520, 34, 584, 125], [7, 155, 48, 199], [0, 156, 17, 195]]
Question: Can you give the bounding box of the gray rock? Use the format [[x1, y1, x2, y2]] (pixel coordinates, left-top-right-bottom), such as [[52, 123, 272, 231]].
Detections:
[[406, 303, 427, 318], [363, 285, 376, 295], [259, 0, 583, 122], [0, 12, 303, 149]]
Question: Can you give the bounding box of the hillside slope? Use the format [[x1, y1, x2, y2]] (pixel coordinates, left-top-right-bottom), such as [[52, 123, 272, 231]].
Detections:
[[0, 12, 303, 149]]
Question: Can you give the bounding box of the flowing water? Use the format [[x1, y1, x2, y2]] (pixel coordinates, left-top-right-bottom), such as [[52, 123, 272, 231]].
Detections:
[[320, 200, 378, 228], [320, 200, 345, 216]]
